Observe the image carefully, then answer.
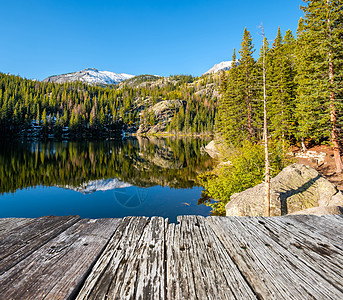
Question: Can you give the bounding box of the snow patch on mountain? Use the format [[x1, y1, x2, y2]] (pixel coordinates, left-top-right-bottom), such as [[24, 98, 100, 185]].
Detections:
[[63, 178, 132, 194], [203, 61, 236, 75], [43, 68, 135, 85]]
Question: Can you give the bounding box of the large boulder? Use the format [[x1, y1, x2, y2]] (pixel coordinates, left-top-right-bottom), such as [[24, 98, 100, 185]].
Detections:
[[225, 163, 343, 217], [203, 141, 220, 158], [290, 206, 343, 216]]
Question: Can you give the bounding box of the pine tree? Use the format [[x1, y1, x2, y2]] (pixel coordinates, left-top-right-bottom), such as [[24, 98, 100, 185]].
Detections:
[[238, 28, 257, 140], [36, 103, 40, 125], [216, 48, 249, 145], [295, 0, 343, 172], [42, 108, 47, 127], [267, 28, 296, 144]]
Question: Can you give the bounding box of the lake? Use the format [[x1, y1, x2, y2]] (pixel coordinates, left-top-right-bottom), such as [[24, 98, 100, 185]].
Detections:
[[0, 136, 214, 223]]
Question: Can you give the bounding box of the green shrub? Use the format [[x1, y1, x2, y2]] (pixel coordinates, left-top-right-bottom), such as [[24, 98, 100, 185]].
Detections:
[[198, 140, 293, 215]]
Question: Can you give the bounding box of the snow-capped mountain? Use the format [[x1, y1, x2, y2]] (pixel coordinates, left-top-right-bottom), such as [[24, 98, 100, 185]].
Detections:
[[43, 68, 135, 85], [203, 61, 237, 75], [62, 178, 132, 194]]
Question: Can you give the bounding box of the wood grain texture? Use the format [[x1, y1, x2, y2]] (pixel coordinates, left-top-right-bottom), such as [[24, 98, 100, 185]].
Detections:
[[282, 214, 343, 247], [0, 215, 80, 275], [206, 216, 343, 300], [0, 218, 32, 235], [0, 215, 342, 300], [0, 218, 121, 300], [166, 216, 257, 300], [76, 216, 163, 300], [240, 216, 343, 293]]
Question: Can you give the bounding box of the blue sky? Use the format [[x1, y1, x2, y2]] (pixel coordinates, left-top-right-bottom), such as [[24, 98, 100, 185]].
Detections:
[[1, 0, 303, 80]]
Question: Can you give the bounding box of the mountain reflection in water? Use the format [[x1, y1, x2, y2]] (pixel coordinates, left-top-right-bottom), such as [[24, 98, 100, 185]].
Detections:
[[0, 137, 214, 222]]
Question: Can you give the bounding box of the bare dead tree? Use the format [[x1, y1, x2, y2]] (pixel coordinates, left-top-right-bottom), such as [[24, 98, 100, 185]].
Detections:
[[259, 23, 271, 217]]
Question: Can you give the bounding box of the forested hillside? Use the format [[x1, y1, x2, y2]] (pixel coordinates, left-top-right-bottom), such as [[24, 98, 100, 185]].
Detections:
[[216, 27, 297, 146], [216, 0, 343, 167], [201, 0, 343, 214], [0, 72, 219, 138]]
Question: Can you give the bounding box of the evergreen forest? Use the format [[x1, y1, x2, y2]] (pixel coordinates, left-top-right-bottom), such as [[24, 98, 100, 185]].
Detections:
[[0, 73, 218, 138], [200, 0, 343, 213]]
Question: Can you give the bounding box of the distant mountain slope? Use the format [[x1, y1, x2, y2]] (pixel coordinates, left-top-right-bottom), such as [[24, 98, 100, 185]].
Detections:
[[118, 74, 161, 88], [203, 61, 236, 75], [43, 68, 134, 85]]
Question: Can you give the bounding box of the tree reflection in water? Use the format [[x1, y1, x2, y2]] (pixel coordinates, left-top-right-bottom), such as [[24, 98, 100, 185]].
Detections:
[[0, 137, 214, 195]]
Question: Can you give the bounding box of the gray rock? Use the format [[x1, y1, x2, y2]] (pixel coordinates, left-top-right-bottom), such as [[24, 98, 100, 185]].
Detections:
[[204, 141, 220, 158], [225, 163, 343, 217], [290, 206, 343, 216], [137, 99, 184, 134]]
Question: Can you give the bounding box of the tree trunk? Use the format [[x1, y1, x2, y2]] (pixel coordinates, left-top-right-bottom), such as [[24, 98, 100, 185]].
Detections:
[[261, 33, 271, 217], [264, 91, 271, 217], [246, 90, 252, 140], [301, 137, 307, 152], [327, 1, 343, 173], [330, 103, 343, 172]]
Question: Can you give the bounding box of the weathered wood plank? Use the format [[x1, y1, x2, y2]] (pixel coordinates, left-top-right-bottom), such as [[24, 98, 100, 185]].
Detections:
[[166, 216, 257, 300], [282, 215, 343, 247], [0, 215, 80, 275], [76, 216, 156, 300], [207, 216, 343, 299], [166, 220, 197, 299], [322, 214, 343, 227], [241, 216, 343, 293], [0, 218, 121, 300], [133, 216, 166, 299], [0, 218, 32, 235], [0, 215, 341, 300]]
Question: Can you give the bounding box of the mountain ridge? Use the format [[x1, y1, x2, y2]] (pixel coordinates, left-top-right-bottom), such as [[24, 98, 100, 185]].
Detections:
[[43, 68, 134, 85], [203, 61, 236, 75]]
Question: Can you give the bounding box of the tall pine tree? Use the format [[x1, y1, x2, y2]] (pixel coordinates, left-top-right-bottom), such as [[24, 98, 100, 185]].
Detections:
[[267, 28, 296, 145], [295, 0, 343, 172], [238, 28, 257, 140], [216, 49, 250, 145]]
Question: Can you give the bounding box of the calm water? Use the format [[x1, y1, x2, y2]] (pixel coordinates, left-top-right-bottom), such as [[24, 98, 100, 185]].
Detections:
[[0, 137, 214, 222]]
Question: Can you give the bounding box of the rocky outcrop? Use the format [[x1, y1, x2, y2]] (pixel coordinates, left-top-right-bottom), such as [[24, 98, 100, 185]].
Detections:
[[137, 99, 184, 134], [225, 163, 343, 217], [290, 206, 343, 216], [295, 150, 327, 164], [203, 141, 220, 158]]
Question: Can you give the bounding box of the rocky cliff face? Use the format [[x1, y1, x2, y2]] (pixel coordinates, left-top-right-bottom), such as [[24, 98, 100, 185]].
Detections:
[[121, 75, 220, 134], [137, 99, 184, 134], [43, 68, 134, 85], [225, 164, 343, 217]]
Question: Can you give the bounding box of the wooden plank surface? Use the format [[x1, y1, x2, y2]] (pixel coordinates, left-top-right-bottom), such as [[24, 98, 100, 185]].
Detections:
[[0, 218, 121, 300], [0, 218, 32, 235], [282, 214, 343, 248], [0, 215, 342, 300], [206, 216, 343, 300], [76, 216, 154, 300], [166, 216, 257, 300], [239, 216, 343, 293], [0, 215, 80, 275], [322, 214, 343, 228]]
